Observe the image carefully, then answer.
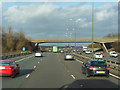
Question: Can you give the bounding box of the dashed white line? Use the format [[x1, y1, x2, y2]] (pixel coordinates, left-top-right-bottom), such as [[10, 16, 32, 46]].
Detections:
[[71, 75, 76, 79], [76, 59, 83, 63], [15, 55, 34, 63], [34, 66, 36, 69], [26, 74, 30, 78], [110, 73, 120, 79]]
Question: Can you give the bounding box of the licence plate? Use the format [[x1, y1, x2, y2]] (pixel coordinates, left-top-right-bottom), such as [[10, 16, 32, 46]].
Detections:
[[96, 71, 105, 74], [0, 67, 5, 69]]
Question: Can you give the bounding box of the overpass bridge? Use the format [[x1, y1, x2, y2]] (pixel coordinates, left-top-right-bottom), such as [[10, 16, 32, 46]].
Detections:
[[31, 38, 118, 53], [31, 38, 118, 43]]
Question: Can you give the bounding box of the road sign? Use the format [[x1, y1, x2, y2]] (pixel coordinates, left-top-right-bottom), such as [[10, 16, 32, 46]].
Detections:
[[22, 47, 25, 51]]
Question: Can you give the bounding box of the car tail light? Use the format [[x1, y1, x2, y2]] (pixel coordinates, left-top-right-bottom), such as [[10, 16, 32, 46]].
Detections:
[[89, 66, 93, 70], [106, 66, 109, 70], [9, 66, 14, 70]]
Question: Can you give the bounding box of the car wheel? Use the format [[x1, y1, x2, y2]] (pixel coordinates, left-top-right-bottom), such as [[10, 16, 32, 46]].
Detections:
[[17, 70, 20, 74], [106, 74, 109, 78], [11, 72, 16, 78], [86, 71, 90, 77]]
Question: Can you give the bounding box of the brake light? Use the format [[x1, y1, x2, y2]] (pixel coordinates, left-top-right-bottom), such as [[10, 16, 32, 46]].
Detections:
[[9, 67, 14, 70], [89, 66, 93, 70], [106, 66, 109, 70]]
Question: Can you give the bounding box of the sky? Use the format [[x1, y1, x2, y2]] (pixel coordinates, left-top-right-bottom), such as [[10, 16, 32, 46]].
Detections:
[[1, 2, 118, 39]]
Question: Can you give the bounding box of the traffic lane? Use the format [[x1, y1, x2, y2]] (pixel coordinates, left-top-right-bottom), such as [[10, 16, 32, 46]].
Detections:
[[58, 53, 119, 88], [58, 53, 86, 79], [60, 79, 119, 89], [2, 54, 44, 88], [20, 53, 74, 88]]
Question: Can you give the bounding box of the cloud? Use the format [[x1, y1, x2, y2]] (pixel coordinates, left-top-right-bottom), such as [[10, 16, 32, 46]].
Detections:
[[2, 2, 118, 39], [95, 4, 117, 21]]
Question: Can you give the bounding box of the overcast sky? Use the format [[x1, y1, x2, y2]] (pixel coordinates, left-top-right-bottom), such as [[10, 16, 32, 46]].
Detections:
[[2, 2, 118, 39]]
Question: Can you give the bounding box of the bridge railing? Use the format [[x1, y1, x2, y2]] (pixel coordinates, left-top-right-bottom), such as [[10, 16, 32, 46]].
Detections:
[[73, 52, 120, 77]]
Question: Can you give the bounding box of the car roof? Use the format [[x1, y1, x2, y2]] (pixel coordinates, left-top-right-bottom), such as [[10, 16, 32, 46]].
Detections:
[[0, 60, 12, 62], [88, 60, 104, 62]]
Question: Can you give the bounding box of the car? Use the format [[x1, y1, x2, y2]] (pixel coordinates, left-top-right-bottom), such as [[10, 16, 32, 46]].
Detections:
[[64, 53, 74, 60], [49, 49, 52, 52], [60, 50, 64, 53], [85, 50, 92, 54], [109, 51, 118, 57], [0, 60, 20, 78], [77, 51, 81, 54], [94, 53, 103, 59], [73, 49, 76, 52], [35, 51, 43, 57], [82, 60, 109, 77]]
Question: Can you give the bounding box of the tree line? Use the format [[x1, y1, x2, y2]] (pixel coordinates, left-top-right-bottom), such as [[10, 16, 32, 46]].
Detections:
[[1, 26, 36, 53]]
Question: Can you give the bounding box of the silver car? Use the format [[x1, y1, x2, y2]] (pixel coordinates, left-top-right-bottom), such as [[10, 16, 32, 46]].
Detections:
[[64, 53, 74, 60]]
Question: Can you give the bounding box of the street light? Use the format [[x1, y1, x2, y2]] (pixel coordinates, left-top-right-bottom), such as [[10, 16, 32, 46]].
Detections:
[[69, 18, 81, 52], [75, 18, 81, 51], [92, 1, 94, 56]]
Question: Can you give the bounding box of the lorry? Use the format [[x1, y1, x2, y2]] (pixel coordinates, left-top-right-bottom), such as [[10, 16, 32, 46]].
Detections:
[[53, 46, 58, 53]]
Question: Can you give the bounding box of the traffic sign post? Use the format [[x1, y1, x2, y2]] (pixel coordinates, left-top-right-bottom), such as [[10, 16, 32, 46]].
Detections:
[[22, 47, 26, 51]]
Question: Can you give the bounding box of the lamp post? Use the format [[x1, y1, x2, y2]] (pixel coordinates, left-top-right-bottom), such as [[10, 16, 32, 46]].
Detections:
[[75, 18, 81, 51], [69, 18, 81, 52], [92, 1, 94, 56]]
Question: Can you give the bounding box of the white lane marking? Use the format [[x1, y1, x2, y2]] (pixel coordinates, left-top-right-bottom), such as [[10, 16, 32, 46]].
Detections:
[[38, 62, 40, 63], [75, 58, 120, 80], [34, 66, 36, 69], [110, 73, 120, 79], [15, 55, 34, 63], [26, 74, 30, 78], [76, 59, 83, 63], [71, 75, 75, 79]]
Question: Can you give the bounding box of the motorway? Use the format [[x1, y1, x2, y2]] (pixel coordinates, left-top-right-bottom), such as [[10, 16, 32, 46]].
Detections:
[[2, 52, 120, 89]]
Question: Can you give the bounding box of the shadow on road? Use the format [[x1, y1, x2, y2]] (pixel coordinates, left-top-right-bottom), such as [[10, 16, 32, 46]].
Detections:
[[59, 79, 119, 90], [17, 69, 34, 77]]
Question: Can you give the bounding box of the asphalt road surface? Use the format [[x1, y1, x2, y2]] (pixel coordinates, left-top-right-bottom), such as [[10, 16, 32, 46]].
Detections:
[[2, 52, 120, 89]]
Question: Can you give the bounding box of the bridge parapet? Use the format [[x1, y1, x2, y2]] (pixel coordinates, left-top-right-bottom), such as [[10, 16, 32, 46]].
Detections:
[[31, 38, 118, 43]]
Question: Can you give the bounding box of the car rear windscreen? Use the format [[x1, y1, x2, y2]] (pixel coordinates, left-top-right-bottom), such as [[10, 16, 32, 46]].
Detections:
[[0, 61, 11, 65], [96, 54, 101, 55], [91, 61, 107, 66], [66, 54, 73, 55]]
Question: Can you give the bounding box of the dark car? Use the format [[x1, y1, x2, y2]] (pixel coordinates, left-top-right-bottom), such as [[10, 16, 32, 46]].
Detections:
[[64, 53, 74, 60], [82, 60, 109, 77]]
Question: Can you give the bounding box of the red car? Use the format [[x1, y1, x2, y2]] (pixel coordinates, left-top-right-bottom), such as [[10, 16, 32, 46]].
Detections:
[[0, 60, 20, 78]]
